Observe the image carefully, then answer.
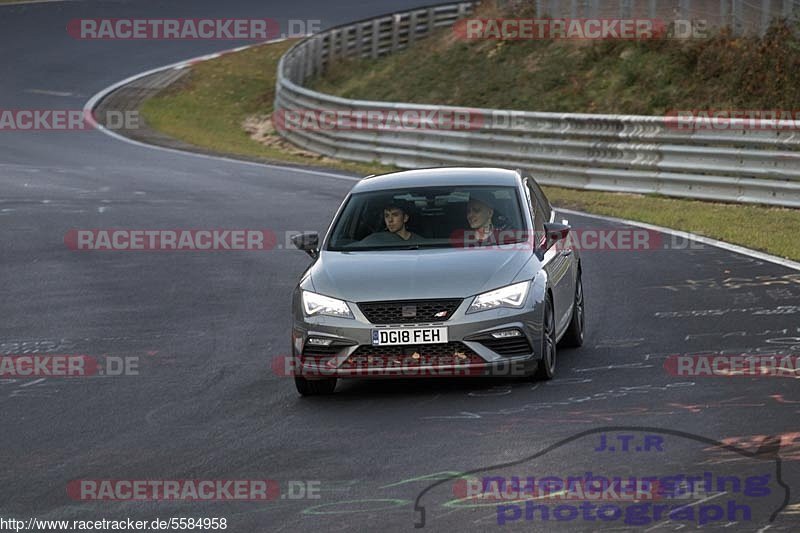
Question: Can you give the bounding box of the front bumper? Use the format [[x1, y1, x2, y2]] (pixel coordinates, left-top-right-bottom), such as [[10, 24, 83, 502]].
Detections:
[[291, 295, 545, 379]]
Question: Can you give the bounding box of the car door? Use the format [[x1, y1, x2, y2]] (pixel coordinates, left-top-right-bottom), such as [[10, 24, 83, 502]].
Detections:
[[524, 178, 573, 336]]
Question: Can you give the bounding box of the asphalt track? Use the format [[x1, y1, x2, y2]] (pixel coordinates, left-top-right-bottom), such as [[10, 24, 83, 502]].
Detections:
[[1, 1, 800, 531]]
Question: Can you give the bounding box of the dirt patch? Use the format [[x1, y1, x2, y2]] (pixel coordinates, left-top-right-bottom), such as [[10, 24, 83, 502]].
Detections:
[[242, 114, 339, 164]]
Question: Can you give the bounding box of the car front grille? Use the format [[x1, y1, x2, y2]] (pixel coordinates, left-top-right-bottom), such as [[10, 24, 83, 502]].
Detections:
[[357, 299, 462, 324], [341, 342, 484, 368]]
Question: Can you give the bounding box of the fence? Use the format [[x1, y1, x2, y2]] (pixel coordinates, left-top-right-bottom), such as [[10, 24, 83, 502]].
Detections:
[[274, 1, 800, 207]]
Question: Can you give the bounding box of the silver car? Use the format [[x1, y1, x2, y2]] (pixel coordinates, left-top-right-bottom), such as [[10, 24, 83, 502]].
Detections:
[[290, 167, 584, 395]]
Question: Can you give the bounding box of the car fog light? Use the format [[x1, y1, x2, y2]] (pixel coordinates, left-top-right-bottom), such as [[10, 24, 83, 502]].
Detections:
[[490, 329, 523, 339]]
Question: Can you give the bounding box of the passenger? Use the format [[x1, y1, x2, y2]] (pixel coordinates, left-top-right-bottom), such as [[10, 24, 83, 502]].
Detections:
[[466, 192, 498, 245], [459, 190, 519, 247], [467, 194, 494, 240]]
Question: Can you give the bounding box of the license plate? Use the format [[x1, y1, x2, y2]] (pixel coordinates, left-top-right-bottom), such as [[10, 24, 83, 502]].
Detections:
[[371, 327, 448, 346]]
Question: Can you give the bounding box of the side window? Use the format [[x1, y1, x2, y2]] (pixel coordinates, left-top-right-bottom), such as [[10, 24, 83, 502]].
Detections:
[[527, 178, 553, 222], [529, 179, 553, 222], [522, 179, 535, 220], [524, 179, 545, 233]]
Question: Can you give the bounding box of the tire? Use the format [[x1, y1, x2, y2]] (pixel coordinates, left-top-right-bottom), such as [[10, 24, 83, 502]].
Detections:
[[534, 296, 557, 380], [295, 376, 337, 396], [559, 270, 585, 348]]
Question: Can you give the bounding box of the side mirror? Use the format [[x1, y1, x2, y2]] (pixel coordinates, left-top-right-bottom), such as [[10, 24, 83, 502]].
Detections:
[[543, 222, 571, 250], [291, 232, 319, 259]]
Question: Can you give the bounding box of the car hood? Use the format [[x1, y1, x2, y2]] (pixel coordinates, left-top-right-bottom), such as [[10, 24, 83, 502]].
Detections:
[[308, 248, 534, 302]]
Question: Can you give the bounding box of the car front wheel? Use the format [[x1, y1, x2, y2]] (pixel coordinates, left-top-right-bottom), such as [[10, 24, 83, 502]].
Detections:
[[560, 269, 585, 348], [534, 296, 557, 380]]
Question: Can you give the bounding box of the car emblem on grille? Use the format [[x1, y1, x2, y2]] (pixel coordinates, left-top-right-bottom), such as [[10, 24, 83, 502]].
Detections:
[[402, 305, 417, 318], [434, 311, 448, 318]]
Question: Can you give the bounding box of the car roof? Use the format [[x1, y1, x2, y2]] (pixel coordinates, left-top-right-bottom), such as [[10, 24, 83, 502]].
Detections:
[[352, 167, 521, 193]]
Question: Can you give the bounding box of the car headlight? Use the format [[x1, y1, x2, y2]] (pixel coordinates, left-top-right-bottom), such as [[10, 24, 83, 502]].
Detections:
[[467, 281, 530, 314], [302, 291, 353, 319]]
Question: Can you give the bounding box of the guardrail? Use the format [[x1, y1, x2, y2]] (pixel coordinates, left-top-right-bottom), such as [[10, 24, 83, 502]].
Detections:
[[274, 2, 800, 207]]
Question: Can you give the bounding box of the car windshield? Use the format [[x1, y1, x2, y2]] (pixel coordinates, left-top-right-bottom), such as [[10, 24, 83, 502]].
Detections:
[[327, 185, 527, 251]]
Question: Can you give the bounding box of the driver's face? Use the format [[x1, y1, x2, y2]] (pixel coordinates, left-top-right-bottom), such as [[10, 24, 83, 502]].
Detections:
[[467, 200, 493, 229], [384, 208, 408, 233]]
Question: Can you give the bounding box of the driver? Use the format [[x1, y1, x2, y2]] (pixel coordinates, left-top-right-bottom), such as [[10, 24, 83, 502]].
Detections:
[[383, 203, 415, 241], [359, 200, 423, 244]]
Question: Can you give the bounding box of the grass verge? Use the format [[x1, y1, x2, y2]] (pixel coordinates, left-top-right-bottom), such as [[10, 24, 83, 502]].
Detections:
[[140, 40, 800, 262], [141, 40, 391, 177]]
